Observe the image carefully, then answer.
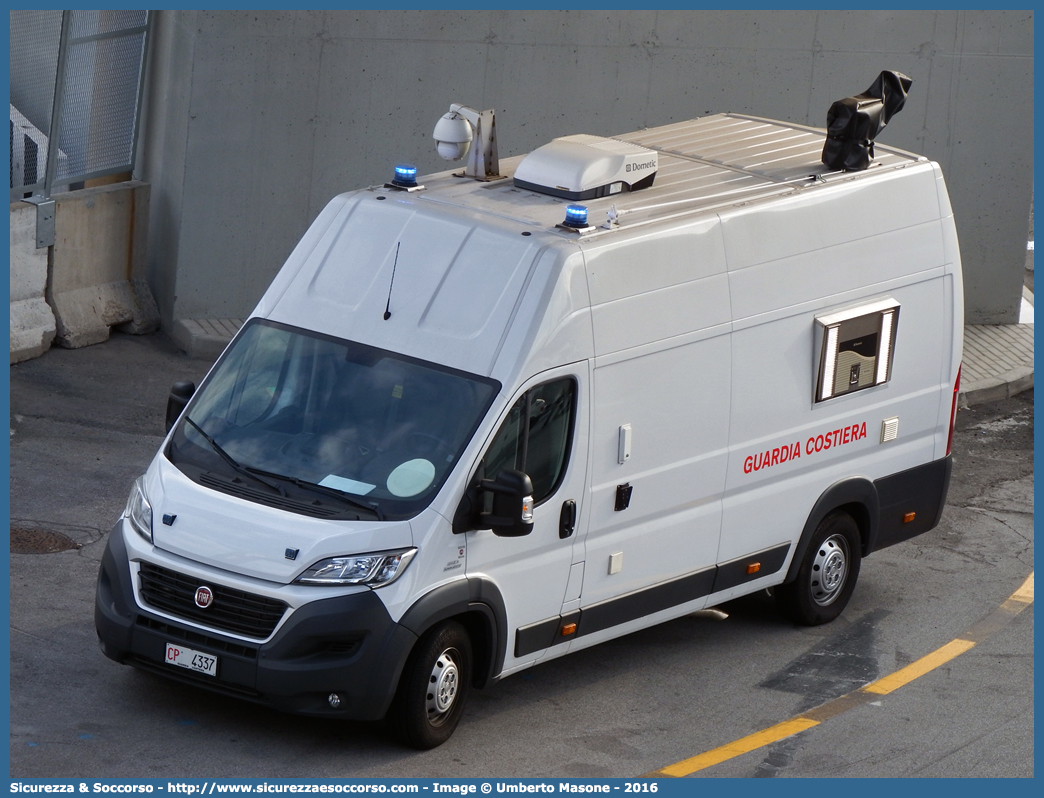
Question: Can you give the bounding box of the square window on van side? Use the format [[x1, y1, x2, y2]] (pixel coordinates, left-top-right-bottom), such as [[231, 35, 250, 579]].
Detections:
[[814, 299, 900, 403]]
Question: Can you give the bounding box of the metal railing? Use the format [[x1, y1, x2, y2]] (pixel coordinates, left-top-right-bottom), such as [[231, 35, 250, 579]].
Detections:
[[10, 9, 151, 202]]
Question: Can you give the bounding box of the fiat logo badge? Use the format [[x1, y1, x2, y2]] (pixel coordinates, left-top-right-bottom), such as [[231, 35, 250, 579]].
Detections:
[[194, 586, 214, 609]]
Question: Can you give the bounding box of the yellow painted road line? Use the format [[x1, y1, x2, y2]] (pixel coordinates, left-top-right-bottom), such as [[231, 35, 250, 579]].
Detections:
[[861, 638, 975, 695], [659, 719, 819, 777], [1009, 572, 1034, 604], [649, 571, 1034, 778]]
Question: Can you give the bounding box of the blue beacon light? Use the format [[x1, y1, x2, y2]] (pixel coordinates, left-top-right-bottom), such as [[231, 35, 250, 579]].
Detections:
[[392, 164, 418, 187], [563, 204, 588, 228]]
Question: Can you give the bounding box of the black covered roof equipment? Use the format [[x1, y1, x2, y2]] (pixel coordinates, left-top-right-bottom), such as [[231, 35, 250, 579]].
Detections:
[[821, 70, 913, 172]]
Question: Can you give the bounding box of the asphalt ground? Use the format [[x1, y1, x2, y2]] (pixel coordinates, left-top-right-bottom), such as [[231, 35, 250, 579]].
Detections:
[[7, 331, 1034, 778]]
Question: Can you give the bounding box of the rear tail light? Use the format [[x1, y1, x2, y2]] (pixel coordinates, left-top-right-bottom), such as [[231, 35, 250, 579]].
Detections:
[[945, 365, 961, 456]]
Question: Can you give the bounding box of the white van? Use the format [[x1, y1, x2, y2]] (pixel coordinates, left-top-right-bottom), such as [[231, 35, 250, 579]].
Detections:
[[96, 111, 963, 749]]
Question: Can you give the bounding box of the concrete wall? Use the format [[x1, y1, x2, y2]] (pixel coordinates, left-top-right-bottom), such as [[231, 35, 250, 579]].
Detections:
[[10, 202, 56, 363], [10, 183, 161, 362], [48, 182, 159, 348], [139, 10, 1033, 328]]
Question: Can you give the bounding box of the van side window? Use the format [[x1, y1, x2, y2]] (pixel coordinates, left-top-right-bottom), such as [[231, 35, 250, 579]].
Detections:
[[481, 378, 576, 504], [815, 299, 900, 402]]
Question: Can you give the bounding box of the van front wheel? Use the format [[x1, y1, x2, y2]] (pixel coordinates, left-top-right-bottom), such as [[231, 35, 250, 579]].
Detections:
[[777, 512, 861, 626], [389, 620, 472, 749]]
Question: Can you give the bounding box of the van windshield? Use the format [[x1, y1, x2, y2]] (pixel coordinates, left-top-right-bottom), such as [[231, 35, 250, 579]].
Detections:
[[167, 319, 499, 521]]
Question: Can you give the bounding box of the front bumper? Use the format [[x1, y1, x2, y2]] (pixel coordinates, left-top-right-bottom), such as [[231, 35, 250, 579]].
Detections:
[[94, 523, 417, 720]]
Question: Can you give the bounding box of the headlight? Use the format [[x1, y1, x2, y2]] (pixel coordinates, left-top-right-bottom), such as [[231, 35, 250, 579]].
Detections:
[[294, 548, 417, 587], [125, 476, 153, 543]]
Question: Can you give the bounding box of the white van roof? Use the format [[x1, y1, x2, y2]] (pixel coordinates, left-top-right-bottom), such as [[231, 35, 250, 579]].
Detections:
[[415, 113, 929, 236]]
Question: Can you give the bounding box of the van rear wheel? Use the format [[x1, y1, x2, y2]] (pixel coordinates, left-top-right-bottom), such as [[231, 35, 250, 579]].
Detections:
[[777, 511, 861, 626], [389, 620, 472, 749]]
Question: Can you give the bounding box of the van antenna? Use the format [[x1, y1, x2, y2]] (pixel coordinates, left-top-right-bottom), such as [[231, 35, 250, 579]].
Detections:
[[383, 242, 400, 320]]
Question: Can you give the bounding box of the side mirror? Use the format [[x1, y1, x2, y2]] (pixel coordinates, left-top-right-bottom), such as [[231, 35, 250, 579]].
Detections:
[[165, 381, 196, 433], [482, 469, 535, 537], [452, 469, 534, 536]]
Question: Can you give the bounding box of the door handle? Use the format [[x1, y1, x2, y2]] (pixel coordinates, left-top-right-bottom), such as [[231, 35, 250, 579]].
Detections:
[[559, 500, 576, 539]]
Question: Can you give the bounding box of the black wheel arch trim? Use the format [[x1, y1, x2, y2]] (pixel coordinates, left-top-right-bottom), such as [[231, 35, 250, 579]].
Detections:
[[396, 577, 508, 689], [784, 477, 880, 585]]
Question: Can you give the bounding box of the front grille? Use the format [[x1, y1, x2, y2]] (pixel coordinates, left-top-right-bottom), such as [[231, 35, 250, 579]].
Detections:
[[135, 615, 259, 659], [138, 562, 288, 639]]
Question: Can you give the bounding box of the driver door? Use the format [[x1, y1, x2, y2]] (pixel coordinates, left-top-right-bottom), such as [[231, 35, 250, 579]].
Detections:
[[463, 365, 589, 675]]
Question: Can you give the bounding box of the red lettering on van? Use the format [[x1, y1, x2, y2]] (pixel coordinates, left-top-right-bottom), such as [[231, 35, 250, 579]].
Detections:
[[741, 441, 800, 475], [744, 421, 868, 477]]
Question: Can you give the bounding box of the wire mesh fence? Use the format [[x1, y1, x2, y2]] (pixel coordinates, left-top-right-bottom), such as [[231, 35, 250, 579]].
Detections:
[[10, 9, 150, 200]]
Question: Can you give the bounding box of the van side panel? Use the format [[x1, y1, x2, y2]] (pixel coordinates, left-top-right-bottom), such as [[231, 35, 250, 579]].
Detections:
[[584, 333, 731, 606], [488, 248, 594, 386], [584, 217, 727, 306], [578, 220, 732, 608], [718, 169, 953, 567], [727, 223, 945, 321], [720, 164, 943, 274]]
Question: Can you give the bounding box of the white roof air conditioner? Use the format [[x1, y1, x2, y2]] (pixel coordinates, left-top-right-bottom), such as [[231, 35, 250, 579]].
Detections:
[[513, 134, 658, 200]]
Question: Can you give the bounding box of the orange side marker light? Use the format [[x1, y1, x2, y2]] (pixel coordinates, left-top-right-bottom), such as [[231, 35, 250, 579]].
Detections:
[[747, 562, 761, 575], [561, 623, 577, 636], [903, 512, 916, 523]]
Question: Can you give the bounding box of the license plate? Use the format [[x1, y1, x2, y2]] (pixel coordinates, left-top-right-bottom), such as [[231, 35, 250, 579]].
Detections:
[[164, 642, 218, 677]]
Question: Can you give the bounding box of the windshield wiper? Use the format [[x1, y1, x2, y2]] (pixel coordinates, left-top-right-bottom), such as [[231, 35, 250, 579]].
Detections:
[[243, 468, 385, 521], [182, 418, 381, 520], [183, 417, 286, 496]]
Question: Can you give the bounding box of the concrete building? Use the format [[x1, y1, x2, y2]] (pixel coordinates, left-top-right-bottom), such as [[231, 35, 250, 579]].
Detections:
[[17, 10, 1039, 349]]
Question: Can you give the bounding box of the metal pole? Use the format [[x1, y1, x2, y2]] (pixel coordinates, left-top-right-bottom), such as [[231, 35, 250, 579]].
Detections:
[[41, 9, 72, 200], [128, 11, 153, 179], [27, 10, 72, 247]]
